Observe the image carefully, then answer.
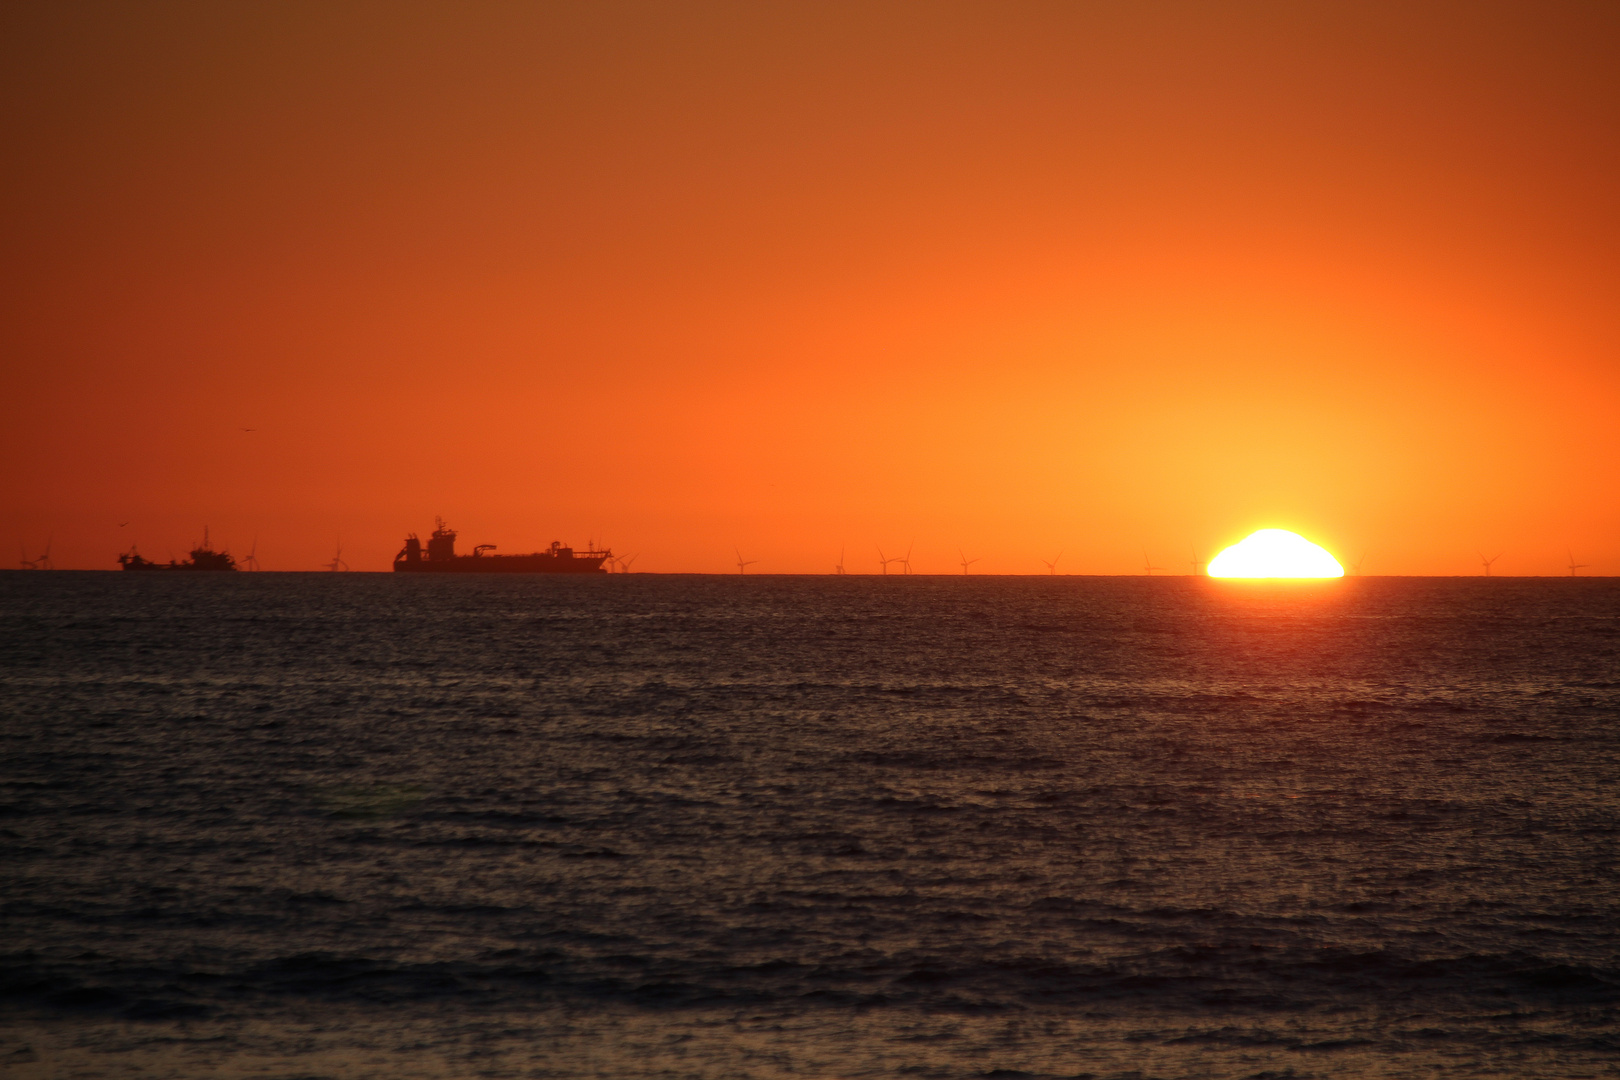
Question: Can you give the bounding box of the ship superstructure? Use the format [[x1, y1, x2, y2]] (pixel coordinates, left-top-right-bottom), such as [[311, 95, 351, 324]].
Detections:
[[393, 518, 611, 574]]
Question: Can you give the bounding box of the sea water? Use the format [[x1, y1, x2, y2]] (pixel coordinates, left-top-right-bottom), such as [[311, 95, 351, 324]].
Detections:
[[1, 572, 1617, 1078]]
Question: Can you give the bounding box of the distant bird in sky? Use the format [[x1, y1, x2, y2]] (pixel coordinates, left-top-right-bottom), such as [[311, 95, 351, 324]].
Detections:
[[118, 522, 129, 528], [240, 428, 257, 432]]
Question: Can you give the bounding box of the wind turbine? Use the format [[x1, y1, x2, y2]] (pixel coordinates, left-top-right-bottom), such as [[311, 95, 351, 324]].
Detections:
[[1350, 551, 1368, 576], [735, 549, 757, 574], [242, 537, 262, 571], [19, 541, 37, 570], [898, 542, 914, 575], [959, 549, 979, 575], [325, 541, 349, 572], [1567, 550, 1588, 577], [1143, 551, 1164, 576], [1479, 551, 1501, 577], [30, 538, 54, 571], [1190, 549, 1204, 576], [834, 549, 846, 575], [877, 547, 894, 575], [1040, 551, 1063, 575]]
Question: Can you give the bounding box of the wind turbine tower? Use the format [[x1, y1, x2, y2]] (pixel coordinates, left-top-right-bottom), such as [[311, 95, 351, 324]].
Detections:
[[959, 550, 979, 575], [1040, 552, 1063, 575], [735, 549, 758, 574], [1479, 552, 1501, 577], [1143, 551, 1165, 576], [1567, 551, 1589, 577]]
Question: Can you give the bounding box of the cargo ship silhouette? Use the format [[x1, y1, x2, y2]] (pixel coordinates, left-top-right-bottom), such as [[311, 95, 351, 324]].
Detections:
[[394, 518, 612, 574], [118, 529, 237, 571]]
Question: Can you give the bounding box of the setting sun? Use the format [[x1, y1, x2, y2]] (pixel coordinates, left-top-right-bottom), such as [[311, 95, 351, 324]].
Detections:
[[1207, 529, 1344, 579]]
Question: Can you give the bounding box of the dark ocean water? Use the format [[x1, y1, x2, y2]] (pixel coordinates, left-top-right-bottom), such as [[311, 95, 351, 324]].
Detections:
[[2, 572, 1618, 1079]]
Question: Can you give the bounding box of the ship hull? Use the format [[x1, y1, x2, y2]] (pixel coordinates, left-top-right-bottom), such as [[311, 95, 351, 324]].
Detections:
[[393, 554, 607, 574]]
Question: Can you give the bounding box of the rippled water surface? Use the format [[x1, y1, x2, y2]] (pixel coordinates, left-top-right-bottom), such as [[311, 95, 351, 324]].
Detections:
[[2, 572, 1618, 1078]]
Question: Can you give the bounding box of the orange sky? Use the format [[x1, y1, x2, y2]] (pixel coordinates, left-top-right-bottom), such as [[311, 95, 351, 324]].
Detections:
[[4, 1, 1619, 574]]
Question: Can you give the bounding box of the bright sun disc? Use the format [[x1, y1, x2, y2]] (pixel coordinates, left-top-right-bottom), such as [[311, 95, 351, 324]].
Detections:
[[1207, 529, 1344, 579]]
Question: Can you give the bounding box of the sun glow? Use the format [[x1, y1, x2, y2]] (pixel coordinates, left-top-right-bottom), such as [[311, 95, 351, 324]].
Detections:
[[1207, 529, 1344, 579]]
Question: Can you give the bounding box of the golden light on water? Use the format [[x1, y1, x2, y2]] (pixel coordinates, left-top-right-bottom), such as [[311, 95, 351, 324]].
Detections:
[[1207, 529, 1344, 579]]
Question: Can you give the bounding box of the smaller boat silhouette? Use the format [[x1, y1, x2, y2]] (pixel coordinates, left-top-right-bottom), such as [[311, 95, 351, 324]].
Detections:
[[118, 529, 237, 571]]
